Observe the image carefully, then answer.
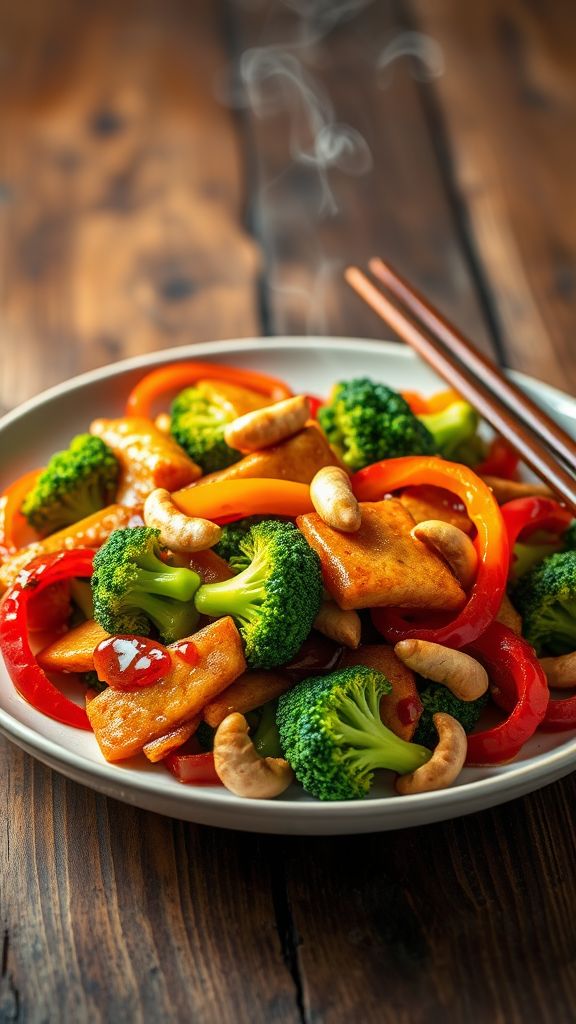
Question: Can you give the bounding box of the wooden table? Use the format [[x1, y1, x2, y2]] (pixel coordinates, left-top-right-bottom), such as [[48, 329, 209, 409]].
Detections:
[[1, 2, 575, 1020]]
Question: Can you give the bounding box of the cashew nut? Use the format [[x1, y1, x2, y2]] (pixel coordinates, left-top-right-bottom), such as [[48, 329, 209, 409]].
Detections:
[[223, 395, 310, 451], [395, 713, 467, 795], [314, 601, 361, 648], [411, 520, 477, 589], [213, 712, 294, 798], [539, 651, 576, 689], [310, 466, 361, 533], [143, 488, 222, 552], [394, 639, 488, 701]]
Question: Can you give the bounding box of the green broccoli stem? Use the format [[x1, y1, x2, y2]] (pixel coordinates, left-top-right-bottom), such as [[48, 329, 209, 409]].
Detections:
[[419, 401, 479, 458], [194, 552, 268, 621], [332, 685, 431, 775], [132, 565, 201, 602], [123, 591, 199, 642]]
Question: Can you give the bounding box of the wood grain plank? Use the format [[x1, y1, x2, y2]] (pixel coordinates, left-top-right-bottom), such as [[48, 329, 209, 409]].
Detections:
[[0, 0, 261, 410], [0, 742, 300, 1023], [0, 2, 300, 1020], [410, 0, 576, 391], [279, 777, 576, 1024], [231, 0, 497, 358], [231, 3, 576, 1022]]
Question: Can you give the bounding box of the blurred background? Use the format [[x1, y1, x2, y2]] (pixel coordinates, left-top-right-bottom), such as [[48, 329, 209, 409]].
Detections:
[[0, 0, 574, 410]]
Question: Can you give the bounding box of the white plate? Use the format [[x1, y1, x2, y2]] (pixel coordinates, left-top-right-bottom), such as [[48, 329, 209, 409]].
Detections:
[[0, 337, 575, 835]]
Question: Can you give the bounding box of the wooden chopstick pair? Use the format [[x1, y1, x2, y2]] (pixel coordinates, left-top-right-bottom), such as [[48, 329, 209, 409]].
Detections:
[[345, 259, 576, 516]]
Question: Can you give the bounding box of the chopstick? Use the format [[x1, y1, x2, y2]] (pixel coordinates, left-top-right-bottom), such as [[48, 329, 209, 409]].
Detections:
[[369, 258, 576, 475], [345, 263, 576, 515]]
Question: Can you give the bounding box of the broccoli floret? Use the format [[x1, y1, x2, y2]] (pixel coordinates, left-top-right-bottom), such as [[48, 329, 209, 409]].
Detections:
[[21, 434, 119, 537], [170, 386, 242, 474], [318, 377, 435, 471], [194, 520, 323, 669], [92, 526, 201, 643], [419, 400, 482, 462], [214, 515, 287, 568], [277, 666, 431, 800], [213, 516, 274, 567], [413, 683, 488, 749], [511, 549, 576, 655]]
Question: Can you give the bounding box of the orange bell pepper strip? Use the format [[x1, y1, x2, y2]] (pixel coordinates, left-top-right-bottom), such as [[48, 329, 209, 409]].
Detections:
[[352, 456, 509, 648], [0, 467, 43, 555], [172, 479, 314, 523], [400, 391, 430, 415], [125, 362, 292, 419], [401, 389, 461, 416]]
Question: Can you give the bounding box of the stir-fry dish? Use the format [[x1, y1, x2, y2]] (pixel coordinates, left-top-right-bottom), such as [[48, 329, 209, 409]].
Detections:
[[1, 361, 575, 802]]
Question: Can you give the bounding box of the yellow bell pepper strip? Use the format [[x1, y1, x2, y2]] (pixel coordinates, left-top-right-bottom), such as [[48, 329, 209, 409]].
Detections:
[[171, 479, 314, 524], [125, 361, 292, 419], [352, 456, 509, 648], [0, 467, 43, 556], [0, 549, 94, 729], [465, 622, 549, 763], [426, 388, 462, 413]]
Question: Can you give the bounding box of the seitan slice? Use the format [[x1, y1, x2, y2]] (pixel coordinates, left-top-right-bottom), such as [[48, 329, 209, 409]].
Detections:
[[90, 416, 201, 505], [193, 425, 341, 487], [86, 616, 246, 761], [297, 499, 466, 612]]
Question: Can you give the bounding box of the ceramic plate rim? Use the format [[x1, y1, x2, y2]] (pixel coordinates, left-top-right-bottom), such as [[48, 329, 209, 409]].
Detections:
[[1, 335, 575, 829]]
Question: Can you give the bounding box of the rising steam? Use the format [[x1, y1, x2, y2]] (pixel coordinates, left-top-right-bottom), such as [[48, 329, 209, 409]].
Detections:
[[240, 47, 372, 215], [377, 30, 445, 82]]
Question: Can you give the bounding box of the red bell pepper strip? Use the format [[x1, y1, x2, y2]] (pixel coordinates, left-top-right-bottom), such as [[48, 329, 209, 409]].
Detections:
[[0, 549, 94, 729], [489, 634, 576, 734], [0, 467, 43, 555], [464, 622, 549, 764], [476, 437, 519, 480], [26, 582, 72, 633], [501, 496, 573, 576], [353, 456, 509, 648], [501, 497, 572, 545], [125, 361, 292, 418], [541, 693, 576, 731], [165, 750, 221, 785], [306, 394, 325, 419]]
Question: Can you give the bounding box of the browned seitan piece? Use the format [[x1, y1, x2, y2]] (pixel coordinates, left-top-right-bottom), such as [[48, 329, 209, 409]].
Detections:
[[297, 499, 466, 612]]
